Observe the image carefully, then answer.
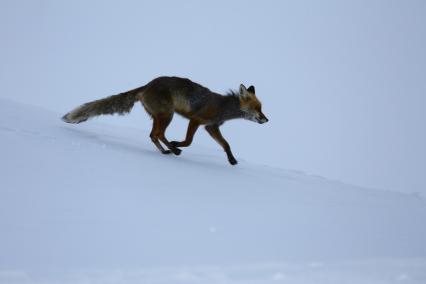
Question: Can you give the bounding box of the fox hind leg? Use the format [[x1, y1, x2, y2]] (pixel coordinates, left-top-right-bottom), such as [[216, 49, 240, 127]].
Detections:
[[151, 113, 181, 156], [150, 117, 172, 154]]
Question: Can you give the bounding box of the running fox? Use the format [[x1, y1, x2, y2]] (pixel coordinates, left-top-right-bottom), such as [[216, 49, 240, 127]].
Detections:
[[62, 76, 268, 165]]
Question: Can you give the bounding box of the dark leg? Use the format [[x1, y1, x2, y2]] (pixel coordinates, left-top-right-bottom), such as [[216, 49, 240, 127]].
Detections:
[[150, 118, 172, 154], [155, 113, 181, 156], [170, 119, 200, 148], [205, 124, 238, 165]]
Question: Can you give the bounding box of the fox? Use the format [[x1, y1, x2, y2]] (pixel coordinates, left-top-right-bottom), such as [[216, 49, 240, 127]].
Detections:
[[62, 76, 268, 165]]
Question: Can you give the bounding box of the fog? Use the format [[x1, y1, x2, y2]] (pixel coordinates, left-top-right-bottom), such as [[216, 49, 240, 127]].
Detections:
[[1, 0, 425, 193]]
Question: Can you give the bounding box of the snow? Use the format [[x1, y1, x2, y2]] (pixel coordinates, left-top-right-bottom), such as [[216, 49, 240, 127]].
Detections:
[[1, 98, 426, 283]]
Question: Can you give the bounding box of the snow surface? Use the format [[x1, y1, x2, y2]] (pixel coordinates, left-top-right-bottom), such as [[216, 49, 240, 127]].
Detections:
[[1, 98, 426, 283]]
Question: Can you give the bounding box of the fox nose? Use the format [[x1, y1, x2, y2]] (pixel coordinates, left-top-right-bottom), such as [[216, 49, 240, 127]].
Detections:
[[258, 113, 269, 124], [258, 116, 269, 124]]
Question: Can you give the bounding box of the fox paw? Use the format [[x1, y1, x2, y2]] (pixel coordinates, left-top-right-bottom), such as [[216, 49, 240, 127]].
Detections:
[[172, 148, 182, 156], [228, 157, 238, 165], [170, 141, 180, 148]]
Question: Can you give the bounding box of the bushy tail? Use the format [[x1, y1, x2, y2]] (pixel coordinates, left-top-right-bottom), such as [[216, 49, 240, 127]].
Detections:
[[62, 87, 144, 124]]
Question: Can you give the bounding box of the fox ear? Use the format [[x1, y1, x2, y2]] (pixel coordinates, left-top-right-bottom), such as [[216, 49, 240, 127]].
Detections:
[[239, 84, 248, 97], [247, 85, 255, 94]]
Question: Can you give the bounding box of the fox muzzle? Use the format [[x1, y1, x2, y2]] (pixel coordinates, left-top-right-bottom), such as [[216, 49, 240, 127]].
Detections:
[[257, 113, 269, 124]]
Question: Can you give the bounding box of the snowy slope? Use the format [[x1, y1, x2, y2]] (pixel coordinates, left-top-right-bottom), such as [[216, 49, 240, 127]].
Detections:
[[1, 98, 426, 284]]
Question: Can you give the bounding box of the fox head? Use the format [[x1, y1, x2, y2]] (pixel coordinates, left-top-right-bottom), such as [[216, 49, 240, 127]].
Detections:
[[238, 84, 269, 124]]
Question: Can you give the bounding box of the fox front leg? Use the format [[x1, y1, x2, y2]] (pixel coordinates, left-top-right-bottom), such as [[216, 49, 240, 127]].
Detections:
[[205, 124, 238, 165], [170, 119, 200, 148]]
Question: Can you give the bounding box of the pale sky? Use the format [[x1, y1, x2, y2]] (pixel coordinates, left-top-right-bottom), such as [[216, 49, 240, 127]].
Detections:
[[1, 0, 425, 193]]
